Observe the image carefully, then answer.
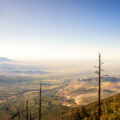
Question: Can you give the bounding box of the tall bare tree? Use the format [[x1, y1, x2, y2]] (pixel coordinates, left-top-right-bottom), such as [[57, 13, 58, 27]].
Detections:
[[26, 100, 29, 120], [18, 109, 21, 120], [95, 53, 103, 120], [29, 110, 32, 120], [98, 53, 101, 120]]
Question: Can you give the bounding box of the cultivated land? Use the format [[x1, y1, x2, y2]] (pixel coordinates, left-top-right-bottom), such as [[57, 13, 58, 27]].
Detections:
[[0, 60, 120, 120]]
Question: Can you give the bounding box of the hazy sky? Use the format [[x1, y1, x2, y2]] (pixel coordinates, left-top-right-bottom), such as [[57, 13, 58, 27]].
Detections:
[[0, 0, 120, 61]]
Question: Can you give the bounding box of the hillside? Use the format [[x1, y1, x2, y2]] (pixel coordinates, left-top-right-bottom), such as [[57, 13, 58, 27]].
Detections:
[[1, 92, 120, 120], [72, 93, 120, 120]]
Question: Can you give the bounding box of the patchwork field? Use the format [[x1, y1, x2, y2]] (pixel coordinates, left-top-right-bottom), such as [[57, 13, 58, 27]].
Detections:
[[0, 73, 119, 120], [0, 61, 120, 119]]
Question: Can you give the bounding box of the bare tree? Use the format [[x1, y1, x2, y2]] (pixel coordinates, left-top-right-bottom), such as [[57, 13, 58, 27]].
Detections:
[[26, 100, 29, 120], [98, 53, 101, 120], [18, 109, 21, 120], [95, 53, 103, 120], [29, 110, 32, 120], [61, 95, 65, 120]]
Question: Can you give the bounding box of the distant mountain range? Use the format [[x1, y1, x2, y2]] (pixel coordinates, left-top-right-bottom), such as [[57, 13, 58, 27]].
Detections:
[[0, 57, 48, 75], [0, 57, 12, 62], [0, 63, 48, 75]]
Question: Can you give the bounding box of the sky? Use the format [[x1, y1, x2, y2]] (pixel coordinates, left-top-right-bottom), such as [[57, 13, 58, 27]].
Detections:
[[0, 0, 120, 61]]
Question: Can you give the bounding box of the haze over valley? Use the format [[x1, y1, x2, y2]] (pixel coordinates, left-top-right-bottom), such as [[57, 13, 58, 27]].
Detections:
[[0, 57, 120, 119], [1, 0, 120, 119]]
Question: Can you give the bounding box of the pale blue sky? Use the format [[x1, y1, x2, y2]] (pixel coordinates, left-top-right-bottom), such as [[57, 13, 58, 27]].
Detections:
[[0, 0, 120, 61]]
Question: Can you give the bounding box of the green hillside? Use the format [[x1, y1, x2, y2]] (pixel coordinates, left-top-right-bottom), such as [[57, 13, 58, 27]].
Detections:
[[73, 93, 120, 120]]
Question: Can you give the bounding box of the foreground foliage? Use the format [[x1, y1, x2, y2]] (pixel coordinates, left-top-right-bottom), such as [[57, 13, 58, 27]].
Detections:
[[73, 93, 120, 120]]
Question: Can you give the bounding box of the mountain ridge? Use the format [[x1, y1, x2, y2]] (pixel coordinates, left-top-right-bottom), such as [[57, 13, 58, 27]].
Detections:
[[0, 57, 12, 62], [70, 93, 120, 120]]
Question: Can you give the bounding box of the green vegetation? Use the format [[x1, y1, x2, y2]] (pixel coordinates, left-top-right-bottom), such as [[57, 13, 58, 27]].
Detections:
[[73, 93, 120, 120], [0, 74, 120, 120], [0, 75, 73, 120]]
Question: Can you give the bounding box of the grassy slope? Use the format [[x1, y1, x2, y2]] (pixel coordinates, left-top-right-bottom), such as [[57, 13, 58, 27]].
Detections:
[[72, 93, 120, 120], [1, 93, 120, 120]]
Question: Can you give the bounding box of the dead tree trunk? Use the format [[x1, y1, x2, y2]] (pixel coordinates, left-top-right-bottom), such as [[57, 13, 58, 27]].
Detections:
[[95, 53, 103, 120], [26, 100, 29, 120], [18, 110, 20, 120], [98, 53, 101, 120], [29, 111, 32, 120]]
